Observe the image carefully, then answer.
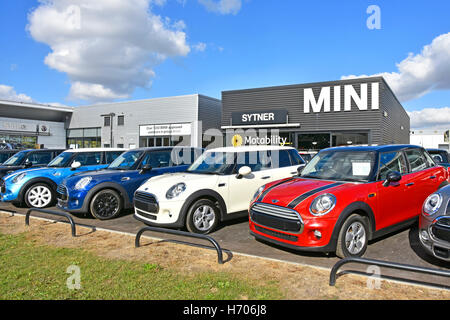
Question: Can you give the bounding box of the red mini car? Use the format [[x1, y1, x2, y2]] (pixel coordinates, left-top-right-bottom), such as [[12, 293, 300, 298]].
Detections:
[[249, 145, 448, 258]]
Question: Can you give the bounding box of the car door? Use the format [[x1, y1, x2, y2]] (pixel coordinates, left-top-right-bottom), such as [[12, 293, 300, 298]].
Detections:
[[375, 150, 410, 229], [226, 151, 274, 214], [403, 148, 443, 220]]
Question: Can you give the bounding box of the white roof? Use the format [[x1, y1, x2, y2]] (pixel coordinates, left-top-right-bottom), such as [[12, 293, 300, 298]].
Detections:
[[64, 148, 127, 153], [205, 145, 295, 153]]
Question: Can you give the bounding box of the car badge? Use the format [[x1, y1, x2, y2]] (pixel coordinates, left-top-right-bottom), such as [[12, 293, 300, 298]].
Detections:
[[272, 199, 279, 203]]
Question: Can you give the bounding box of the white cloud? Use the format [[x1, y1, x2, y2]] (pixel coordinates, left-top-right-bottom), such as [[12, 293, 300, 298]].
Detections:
[[408, 107, 450, 130], [193, 42, 207, 52], [342, 32, 450, 102], [198, 0, 242, 15], [0, 85, 33, 103], [27, 0, 190, 103]]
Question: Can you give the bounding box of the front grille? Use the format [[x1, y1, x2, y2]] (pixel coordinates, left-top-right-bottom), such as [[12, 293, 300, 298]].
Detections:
[[0, 179, 5, 193], [250, 202, 303, 233], [56, 184, 68, 200], [255, 225, 298, 242], [431, 224, 450, 243], [436, 217, 450, 228], [134, 191, 158, 214]]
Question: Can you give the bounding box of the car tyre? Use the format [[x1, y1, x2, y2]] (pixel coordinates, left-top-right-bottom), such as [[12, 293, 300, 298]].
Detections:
[[186, 199, 219, 234], [24, 183, 55, 208], [90, 189, 123, 220], [335, 214, 369, 258]]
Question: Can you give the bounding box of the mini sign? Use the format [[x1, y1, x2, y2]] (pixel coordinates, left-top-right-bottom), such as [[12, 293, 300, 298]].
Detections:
[[232, 110, 287, 126]]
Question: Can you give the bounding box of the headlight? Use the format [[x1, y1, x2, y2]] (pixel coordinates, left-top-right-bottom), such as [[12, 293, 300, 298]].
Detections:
[[423, 193, 442, 216], [75, 177, 92, 190], [252, 185, 265, 202], [310, 193, 336, 216], [12, 173, 26, 183], [166, 183, 186, 199]]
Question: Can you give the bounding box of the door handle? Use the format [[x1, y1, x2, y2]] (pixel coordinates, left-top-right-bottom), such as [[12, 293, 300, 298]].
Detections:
[[405, 182, 415, 187], [261, 176, 271, 179], [121, 177, 130, 181], [429, 175, 436, 179]]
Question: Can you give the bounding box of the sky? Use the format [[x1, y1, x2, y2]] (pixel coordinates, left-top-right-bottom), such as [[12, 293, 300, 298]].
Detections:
[[0, 0, 449, 130]]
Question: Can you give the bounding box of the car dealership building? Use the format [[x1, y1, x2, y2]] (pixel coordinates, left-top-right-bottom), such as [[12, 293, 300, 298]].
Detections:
[[221, 76, 410, 150], [0, 77, 410, 151], [0, 94, 221, 149]]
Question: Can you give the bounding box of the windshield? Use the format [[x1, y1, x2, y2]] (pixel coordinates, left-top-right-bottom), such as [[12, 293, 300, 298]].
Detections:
[[108, 150, 144, 170], [187, 151, 235, 175], [47, 152, 74, 168], [300, 150, 376, 182], [2, 151, 27, 166]]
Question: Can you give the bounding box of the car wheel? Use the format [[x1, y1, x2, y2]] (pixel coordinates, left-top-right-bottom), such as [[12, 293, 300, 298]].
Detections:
[[24, 183, 54, 208], [186, 199, 219, 234], [90, 189, 123, 220], [335, 214, 369, 258]]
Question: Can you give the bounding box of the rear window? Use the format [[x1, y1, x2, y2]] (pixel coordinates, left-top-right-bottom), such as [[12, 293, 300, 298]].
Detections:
[[405, 149, 429, 172]]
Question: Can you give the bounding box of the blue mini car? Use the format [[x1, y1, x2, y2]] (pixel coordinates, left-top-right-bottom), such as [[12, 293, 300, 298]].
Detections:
[[0, 148, 125, 208], [56, 147, 203, 220]]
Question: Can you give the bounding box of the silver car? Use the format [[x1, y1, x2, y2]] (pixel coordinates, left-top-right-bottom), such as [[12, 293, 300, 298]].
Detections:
[[419, 184, 450, 261]]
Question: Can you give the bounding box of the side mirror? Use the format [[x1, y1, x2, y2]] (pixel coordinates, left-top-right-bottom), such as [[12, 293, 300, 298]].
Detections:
[[432, 155, 443, 164], [297, 164, 305, 175], [71, 161, 81, 170], [24, 161, 33, 168], [139, 164, 152, 174], [383, 171, 402, 187], [236, 166, 252, 179]]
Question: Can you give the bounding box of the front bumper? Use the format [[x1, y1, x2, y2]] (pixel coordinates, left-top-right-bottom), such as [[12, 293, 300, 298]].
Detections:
[[0, 178, 22, 202], [419, 214, 450, 261], [56, 185, 87, 213], [249, 202, 338, 252], [133, 191, 185, 227]]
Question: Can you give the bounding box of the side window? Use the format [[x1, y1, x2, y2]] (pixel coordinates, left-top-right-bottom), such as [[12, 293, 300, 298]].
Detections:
[[272, 150, 292, 168], [26, 152, 53, 165], [378, 151, 407, 181], [405, 149, 429, 173], [423, 152, 436, 167], [73, 152, 102, 166], [141, 151, 172, 168], [236, 152, 272, 172], [288, 149, 305, 166], [105, 151, 123, 164]]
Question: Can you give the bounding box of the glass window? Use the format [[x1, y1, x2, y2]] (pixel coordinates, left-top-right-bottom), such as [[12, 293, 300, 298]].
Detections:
[[423, 152, 437, 167], [236, 151, 272, 172], [3, 151, 28, 166], [187, 152, 235, 175], [289, 149, 305, 165], [25, 152, 53, 165], [108, 150, 144, 170], [405, 149, 429, 173], [48, 152, 74, 167], [73, 152, 102, 166], [274, 150, 294, 168], [67, 129, 83, 138], [301, 150, 376, 182], [378, 152, 408, 181], [105, 151, 124, 164], [0, 153, 12, 164], [104, 116, 111, 127], [117, 115, 124, 126], [140, 151, 173, 168]]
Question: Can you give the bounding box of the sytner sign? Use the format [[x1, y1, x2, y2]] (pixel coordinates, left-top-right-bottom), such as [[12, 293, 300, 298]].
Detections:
[[232, 110, 288, 126], [303, 82, 379, 113]]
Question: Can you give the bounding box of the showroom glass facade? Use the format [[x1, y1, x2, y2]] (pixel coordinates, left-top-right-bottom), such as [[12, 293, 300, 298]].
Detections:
[[66, 128, 101, 148], [0, 133, 37, 148]]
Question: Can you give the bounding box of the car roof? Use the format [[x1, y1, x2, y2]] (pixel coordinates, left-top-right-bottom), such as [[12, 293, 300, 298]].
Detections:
[[426, 148, 448, 152], [321, 144, 423, 153], [14, 148, 65, 153], [205, 146, 295, 153], [64, 148, 127, 153], [123, 146, 203, 152]]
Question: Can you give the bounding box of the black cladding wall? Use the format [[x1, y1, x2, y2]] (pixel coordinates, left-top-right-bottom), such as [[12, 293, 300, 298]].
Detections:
[[221, 77, 410, 145]]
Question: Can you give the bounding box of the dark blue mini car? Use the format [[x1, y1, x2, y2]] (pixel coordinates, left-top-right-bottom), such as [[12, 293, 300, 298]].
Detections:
[[57, 147, 203, 220]]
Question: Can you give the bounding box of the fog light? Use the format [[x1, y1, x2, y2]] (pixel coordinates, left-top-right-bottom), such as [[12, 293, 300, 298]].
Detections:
[[420, 230, 430, 242], [314, 230, 322, 240]]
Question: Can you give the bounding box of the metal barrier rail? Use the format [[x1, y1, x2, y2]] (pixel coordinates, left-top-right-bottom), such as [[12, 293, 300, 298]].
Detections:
[[329, 257, 450, 286], [25, 208, 77, 237], [135, 226, 224, 264]]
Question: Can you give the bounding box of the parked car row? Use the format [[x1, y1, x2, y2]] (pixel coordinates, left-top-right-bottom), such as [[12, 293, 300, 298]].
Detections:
[[0, 145, 449, 261]]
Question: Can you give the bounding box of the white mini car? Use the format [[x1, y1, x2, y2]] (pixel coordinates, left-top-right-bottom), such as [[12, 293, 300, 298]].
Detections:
[[133, 146, 305, 233]]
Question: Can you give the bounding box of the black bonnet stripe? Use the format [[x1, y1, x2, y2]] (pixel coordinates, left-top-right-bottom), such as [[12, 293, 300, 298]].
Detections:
[[287, 182, 343, 209], [257, 177, 296, 202]]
